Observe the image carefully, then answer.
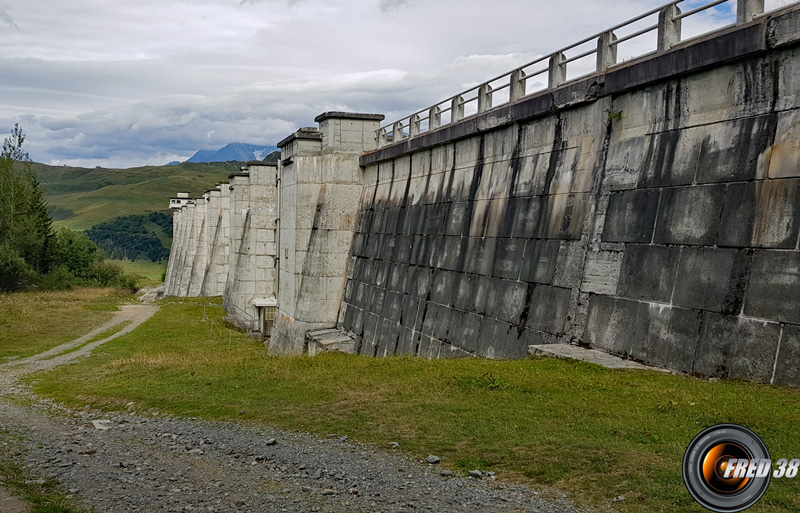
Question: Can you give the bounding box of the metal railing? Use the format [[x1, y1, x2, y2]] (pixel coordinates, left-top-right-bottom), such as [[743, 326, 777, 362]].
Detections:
[[375, 0, 792, 148]]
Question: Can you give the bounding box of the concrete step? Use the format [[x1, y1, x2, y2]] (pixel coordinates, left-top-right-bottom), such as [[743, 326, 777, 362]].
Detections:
[[306, 329, 357, 356], [528, 343, 669, 372]]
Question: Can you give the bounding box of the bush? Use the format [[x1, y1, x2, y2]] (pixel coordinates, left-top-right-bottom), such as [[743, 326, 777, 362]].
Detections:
[[0, 243, 35, 290]]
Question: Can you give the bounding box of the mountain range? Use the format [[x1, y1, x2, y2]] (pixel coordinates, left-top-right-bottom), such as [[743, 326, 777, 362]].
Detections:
[[173, 143, 277, 165]]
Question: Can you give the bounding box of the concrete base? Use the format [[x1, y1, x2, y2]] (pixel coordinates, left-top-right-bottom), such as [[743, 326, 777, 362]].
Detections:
[[528, 343, 669, 372], [306, 329, 358, 356]]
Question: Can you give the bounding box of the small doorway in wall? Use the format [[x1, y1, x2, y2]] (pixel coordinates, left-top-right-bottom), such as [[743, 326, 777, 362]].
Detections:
[[253, 298, 278, 338]]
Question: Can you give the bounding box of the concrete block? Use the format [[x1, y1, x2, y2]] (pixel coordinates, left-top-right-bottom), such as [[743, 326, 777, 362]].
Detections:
[[745, 250, 800, 324], [400, 295, 422, 329], [672, 247, 751, 315], [581, 250, 622, 295], [694, 114, 778, 184], [453, 312, 482, 354], [471, 276, 495, 317], [425, 235, 446, 268], [382, 291, 403, 322], [520, 239, 560, 284], [430, 270, 456, 306], [603, 189, 660, 243], [638, 130, 700, 188], [432, 307, 458, 344], [510, 196, 546, 239], [477, 318, 515, 359], [694, 312, 781, 382], [637, 305, 702, 373], [420, 302, 437, 336], [412, 266, 433, 299], [718, 182, 758, 247], [526, 285, 570, 335], [618, 244, 679, 303], [488, 280, 528, 325], [773, 325, 800, 387], [439, 236, 466, 272], [463, 237, 498, 276], [362, 313, 379, 343], [751, 179, 800, 249], [492, 238, 524, 280], [583, 295, 648, 356], [605, 133, 646, 190], [445, 202, 470, 236], [449, 273, 472, 311], [396, 326, 416, 356], [439, 342, 475, 358], [768, 109, 800, 179], [553, 240, 586, 289], [653, 185, 725, 245], [376, 319, 400, 357], [418, 336, 442, 359]]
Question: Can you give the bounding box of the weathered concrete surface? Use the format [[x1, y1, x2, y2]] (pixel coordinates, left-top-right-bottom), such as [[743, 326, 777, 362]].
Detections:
[[336, 5, 800, 385], [269, 113, 384, 354], [223, 162, 279, 332]]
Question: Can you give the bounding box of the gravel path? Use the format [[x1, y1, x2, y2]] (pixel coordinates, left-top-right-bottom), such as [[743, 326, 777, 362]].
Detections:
[[0, 302, 585, 513]]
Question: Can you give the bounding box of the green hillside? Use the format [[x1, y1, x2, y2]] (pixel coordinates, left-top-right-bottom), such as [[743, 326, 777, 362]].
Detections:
[[33, 161, 241, 231]]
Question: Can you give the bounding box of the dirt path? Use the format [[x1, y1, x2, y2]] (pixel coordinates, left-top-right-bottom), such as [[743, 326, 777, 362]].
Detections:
[[0, 303, 583, 513]]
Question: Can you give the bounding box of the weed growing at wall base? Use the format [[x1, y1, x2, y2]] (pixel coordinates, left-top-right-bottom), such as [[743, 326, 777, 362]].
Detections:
[[27, 298, 800, 513]]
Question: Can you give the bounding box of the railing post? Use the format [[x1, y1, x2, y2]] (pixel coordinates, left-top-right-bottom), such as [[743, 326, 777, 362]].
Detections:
[[657, 4, 681, 53], [596, 31, 617, 71], [408, 113, 421, 138], [548, 52, 566, 89], [429, 106, 442, 131], [451, 95, 464, 123], [393, 121, 405, 141], [477, 84, 492, 113], [376, 127, 387, 147], [509, 69, 526, 102], [737, 0, 764, 24]]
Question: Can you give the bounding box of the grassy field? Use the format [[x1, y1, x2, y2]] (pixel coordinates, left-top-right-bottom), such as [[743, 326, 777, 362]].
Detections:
[[109, 259, 166, 287], [0, 289, 126, 361], [32, 161, 240, 231], [25, 296, 800, 513]]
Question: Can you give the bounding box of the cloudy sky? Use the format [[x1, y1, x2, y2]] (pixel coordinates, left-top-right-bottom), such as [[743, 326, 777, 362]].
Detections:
[[0, 0, 773, 167]]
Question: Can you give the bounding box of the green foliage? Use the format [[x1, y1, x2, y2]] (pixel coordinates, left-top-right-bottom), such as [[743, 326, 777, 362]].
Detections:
[[0, 124, 55, 280], [0, 125, 139, 291], [86, 213, 171, 262]]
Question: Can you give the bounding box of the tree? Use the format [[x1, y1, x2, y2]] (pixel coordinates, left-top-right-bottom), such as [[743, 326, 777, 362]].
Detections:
[[0, 124, 55, 289]]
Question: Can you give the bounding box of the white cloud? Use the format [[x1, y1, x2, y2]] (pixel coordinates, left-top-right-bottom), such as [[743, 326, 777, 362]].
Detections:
[[0, 0, 741, 167]]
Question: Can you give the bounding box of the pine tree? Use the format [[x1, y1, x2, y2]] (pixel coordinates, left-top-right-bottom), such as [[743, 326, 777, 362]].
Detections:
[[0, 124, 55, 289]]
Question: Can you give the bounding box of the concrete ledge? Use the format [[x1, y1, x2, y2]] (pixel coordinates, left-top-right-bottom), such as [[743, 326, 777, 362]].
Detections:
[[314, 112, 385, 123], [277, 127, 322, 148], [528, 343, 669, 372], [306, 329, 358, 356]]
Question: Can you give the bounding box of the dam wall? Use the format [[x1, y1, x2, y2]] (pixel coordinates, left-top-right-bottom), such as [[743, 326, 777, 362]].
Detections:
[[335, 4, 800, 385], [163, 1, 800, 385]]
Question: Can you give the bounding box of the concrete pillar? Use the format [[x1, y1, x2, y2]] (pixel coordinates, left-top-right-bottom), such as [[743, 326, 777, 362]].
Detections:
[[377, 127, 388, 147], [451, 95, 464, 123], [163, 210, 179, 295], [429, 106, 442, 130], [409, 113, 421, 138], [188, 194, 208, 297], [737, 0, 764, 24], [270, 112, 385, 354], [393, 121, 405, 141], [548, 52, 567, 89], [223, 163, 279, 333], [509, 69, 526, 102], [477, 83, 492, 113], [658, 4, 681, 53], [596, 31, 617, 71]]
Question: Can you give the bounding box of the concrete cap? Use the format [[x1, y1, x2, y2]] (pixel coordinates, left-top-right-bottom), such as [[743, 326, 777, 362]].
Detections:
[[313, 111, 385, 123], [243, 160, 278, 167], [277, 127, 323, 148], [228, 171, 250, 179]]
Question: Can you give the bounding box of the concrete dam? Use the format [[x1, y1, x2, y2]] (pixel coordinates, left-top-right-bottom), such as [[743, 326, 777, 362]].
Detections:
[[164, 0, 800, 387]]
